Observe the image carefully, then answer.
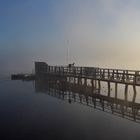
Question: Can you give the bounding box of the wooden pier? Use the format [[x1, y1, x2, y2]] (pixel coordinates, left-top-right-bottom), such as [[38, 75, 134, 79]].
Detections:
[[35, 62, 140, 105]]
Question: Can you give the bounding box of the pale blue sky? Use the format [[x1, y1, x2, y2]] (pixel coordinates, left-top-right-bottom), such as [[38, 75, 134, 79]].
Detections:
[[1, 0, 140, 74]]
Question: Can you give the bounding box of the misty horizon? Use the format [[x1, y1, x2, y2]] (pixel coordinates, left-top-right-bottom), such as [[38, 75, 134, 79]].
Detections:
[[1, 0, 140, 74]]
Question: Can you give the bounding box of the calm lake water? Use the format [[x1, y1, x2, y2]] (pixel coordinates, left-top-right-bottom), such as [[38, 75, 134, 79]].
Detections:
[[0, 78, 140, 140]]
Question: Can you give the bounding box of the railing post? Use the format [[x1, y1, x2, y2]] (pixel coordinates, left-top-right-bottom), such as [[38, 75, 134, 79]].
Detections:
[[134, 71, 138, 84], [122, 71, 125, 82], [108, 69, 110, 79], [112, 70, 114, 80], [102, 69, 105, 79]]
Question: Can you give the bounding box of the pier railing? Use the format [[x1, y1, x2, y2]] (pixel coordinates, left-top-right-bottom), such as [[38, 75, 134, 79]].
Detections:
[[38, 65, 140, 85]]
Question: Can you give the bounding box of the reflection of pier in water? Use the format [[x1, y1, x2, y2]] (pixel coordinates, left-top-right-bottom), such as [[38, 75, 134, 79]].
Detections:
[[35, 79, 140, 123]]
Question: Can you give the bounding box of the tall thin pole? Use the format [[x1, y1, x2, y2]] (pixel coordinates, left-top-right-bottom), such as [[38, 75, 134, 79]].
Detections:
[[66, 40, 69, 65]]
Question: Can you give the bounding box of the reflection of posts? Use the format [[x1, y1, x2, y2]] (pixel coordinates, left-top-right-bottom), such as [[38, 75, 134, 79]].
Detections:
[[121, 105, 124, 117], [110, 103, 114, 114], [84, 78, 87, 91], [68, 99, 72, 104], [92, 97, 96, 108], [72, 93, 76, 102], [85, 95, 88, 105], [115, 83, 118, 99], [132, 86, 136, 103], [79, 94, 82, 103], [124, 84, 128, 102], [132, 108, 136, 120], [34, 78, 140, 123], [101, 99, 104, 111]]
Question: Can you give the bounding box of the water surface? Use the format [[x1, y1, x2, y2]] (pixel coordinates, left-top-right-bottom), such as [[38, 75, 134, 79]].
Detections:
[[0, 79, 140, 140]]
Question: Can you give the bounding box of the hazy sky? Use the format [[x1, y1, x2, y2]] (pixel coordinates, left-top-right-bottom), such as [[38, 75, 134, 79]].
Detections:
[[1, 0, 140, 74]]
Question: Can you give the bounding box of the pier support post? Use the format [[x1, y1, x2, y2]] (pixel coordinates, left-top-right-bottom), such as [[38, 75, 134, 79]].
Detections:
[[77, 77, 80, 85], [124, 84, 128, 102], [91, 79, 94, 93], [78, 78, 80, 85], [68, 76, 70, 83], [107, 82, 111, 97], [74, 77, 76, 84], [95, 80, 97, 89], [84, 78, 87, 91], [115, 83, 118, 109], [115, 83, 118, 99], [132, 85, 137, 103], [98, 80, 101, 93], [78, 78, 82, 85], [91, 79, 94, 87]]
